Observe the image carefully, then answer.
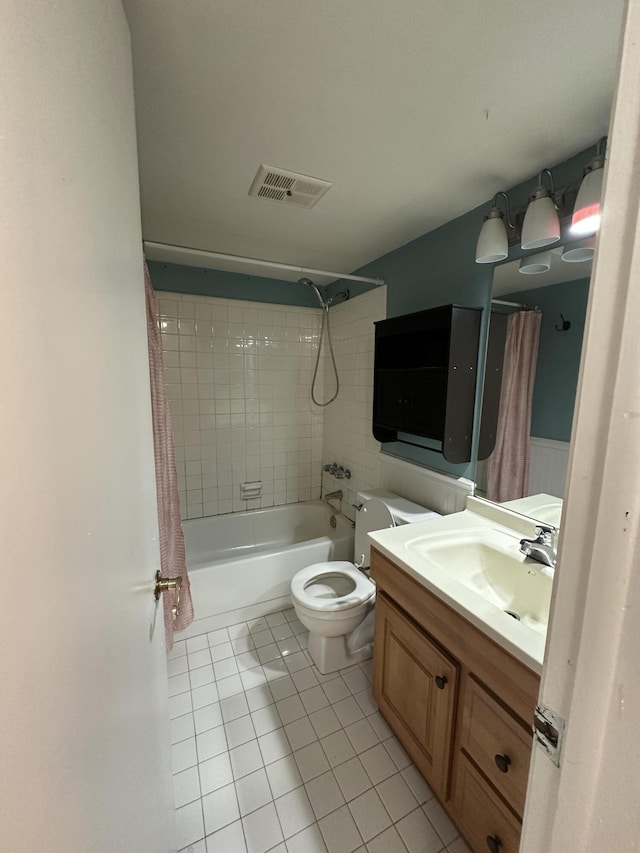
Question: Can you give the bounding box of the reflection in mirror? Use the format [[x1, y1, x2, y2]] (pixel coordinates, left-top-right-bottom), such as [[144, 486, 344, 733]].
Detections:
[[476, 241, 592, 526]]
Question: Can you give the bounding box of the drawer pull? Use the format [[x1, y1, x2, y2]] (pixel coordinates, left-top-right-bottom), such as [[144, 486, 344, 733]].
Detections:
[[435, 675, 448, 690], [494, 753, 511, 774], [486, 835, 502, 853]]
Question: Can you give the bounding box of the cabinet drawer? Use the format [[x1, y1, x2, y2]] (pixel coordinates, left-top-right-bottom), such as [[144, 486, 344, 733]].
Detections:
[[454, 755, 522, 853], [460, 676, 533, 816]]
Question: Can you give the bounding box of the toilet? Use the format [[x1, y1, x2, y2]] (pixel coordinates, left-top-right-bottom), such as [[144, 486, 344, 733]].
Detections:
[[290, 490, 439, 673]]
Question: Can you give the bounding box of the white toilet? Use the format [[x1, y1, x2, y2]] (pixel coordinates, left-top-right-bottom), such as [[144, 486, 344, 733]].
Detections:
[[290, 490, 440, 673]]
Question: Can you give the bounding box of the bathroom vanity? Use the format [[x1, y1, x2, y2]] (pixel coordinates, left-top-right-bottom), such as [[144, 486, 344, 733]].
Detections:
[[369, 498, 552, 853]]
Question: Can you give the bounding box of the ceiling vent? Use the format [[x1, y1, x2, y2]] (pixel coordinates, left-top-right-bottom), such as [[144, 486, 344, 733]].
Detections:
[[249, 165, 332, 209]]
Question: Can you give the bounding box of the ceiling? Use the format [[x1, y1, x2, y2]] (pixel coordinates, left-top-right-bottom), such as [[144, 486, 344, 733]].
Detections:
[[123, 0, 624, 283]]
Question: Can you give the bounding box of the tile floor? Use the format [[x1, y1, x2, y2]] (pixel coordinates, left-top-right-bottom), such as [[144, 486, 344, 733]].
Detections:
[[167, 607, 471, 853]]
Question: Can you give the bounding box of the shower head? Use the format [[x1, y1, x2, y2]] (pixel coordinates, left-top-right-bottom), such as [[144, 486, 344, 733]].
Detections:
[[298, 277, 327, 309]]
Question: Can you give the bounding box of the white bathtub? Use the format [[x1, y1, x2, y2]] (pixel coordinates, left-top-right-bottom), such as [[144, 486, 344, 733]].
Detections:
[[182, 500, 354, 636]]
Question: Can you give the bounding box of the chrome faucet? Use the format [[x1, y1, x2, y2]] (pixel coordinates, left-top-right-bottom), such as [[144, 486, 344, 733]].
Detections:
[[324, 489, 343, 501], [519, 524, 557, 568]]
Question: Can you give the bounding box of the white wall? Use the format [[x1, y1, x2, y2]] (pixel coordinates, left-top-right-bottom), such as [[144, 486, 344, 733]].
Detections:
[[0, 2, 174, 851], [158, 292, 324, 518]]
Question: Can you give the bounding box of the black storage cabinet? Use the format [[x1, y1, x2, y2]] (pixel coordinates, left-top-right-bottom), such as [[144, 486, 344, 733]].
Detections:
[[372, 304, 481, 463]]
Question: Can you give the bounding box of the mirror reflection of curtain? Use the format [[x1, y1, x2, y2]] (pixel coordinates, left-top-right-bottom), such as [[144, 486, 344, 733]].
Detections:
[[487, 310, 542, 502]]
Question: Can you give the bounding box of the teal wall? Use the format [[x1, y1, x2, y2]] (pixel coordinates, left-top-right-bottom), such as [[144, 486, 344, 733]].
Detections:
[[147, 260, 322, 308], [502, 278, 590, 443]]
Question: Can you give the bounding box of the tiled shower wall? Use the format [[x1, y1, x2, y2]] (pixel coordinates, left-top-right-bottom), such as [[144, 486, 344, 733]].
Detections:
[[320, 287, 386, 521], [157, 293, 325, 520]]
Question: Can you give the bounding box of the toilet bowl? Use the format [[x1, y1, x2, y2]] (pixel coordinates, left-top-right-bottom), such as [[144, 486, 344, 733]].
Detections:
[[290, 490, 439, 673]]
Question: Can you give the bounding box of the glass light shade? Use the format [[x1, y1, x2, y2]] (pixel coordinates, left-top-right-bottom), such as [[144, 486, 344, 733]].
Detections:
[[476, 212, 508, 263], [571, 166, 604, 236], [521, 195, 561, 250], [519, 251, 551, 275], [562, 237, 596, 263]]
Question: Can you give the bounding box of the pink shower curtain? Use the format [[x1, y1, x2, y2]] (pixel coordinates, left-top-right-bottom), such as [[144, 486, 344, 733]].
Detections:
[[487, 310, 542, 503], [145, 263, 194, 649]]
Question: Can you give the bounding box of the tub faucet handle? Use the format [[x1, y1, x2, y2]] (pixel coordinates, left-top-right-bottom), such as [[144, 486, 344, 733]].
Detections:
[[154, 570, 182, 621], [323, 462, 338, 475]]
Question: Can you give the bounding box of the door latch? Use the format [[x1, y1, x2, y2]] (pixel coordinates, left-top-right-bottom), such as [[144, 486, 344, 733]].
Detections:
[[154, 570, 182, 621], [533, 704, 565, 767]]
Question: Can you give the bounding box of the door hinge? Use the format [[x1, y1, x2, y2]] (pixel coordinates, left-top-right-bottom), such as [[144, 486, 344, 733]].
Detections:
[[533, 704, 565, 767]]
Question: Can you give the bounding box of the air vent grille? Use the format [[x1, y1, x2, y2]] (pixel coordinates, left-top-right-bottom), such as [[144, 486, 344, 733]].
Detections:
[[249, 165, 333, 209]]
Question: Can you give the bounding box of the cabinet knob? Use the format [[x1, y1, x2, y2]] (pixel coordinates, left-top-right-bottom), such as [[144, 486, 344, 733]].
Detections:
[[494, 753, 511, 773], [486, 834, 502, 853], [435, 675, 448, 690]]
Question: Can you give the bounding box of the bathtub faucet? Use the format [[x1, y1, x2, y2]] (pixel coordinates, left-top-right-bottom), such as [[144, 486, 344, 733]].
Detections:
[[324, 489, 343, 501]]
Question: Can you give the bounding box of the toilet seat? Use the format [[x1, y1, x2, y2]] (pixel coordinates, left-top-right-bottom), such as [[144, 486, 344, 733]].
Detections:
[[290, 561, 375, 612]]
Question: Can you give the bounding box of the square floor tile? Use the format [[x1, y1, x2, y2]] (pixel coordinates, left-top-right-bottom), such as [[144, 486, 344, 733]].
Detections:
[[401, 765, 434, 806], [265, 754, 302, 799], [207, 628, 230, 647], [320, 729, 356, 768], [202, 782, 240, 835], [318, 804, 363, 853], [284, 651, 310, 674], [251, 704, 282, 737], [376, 772, 419, 821], [214, 657, 239, 681], [173, 765, 201, 808], [245, 684, 273, 712], [271, 621, 295, 641], [196, 725, 228, 762], [291, 668, 319, 692], [175, 799, 205, 850], [192, 683, 219, 711], [199, 752, 233, 796], [274, 786, 315, 838], [384, 737, 411, 771], [170, 692, 193, 719], [341, 669, 370, 696], [171, 712, 195, 745], [235, 767, 272, 817], [210, 642, 235, 663], [262, 659, 289, 682], [168, 655, 189, 677], [228, 622, 250, 640], [230, 739, 264, 780], [187, 635, 209, 653], [332, 697, 364, 728], [344, 719, 378, 755], [446, 838, 472, 853], [423, 798, 458, 846], [347, 788, 391, 843], [294, 741, 331, 783], [190, 665, 215, 690], [257, 728, 291, 765], [266, 611, 288, 628], [188, 649, 213, 671], [193, 702, 223, 735], [359, 744, 397, 785], [368, 712, 392, 742], [288, 619, 307, 636], [285, 716, 318, 751], [225, 715, 256, 749], [168, 639, 187, 660], [179, 840, 206, 853], [276, 695, 306, 725], [242, 802, 284, 853], [172, 737, 197, 773], [333, 757, 372, 802], [285, 822, 328, 853], [309, 707, 342, 739], [396, 807, 443, 853], [231, 636, 255, 655], [353, 689, 377, 717], [251, 629, 274, 649], [275, 636, 300, 656], [241, 667, 268, 692], [269, 675, 297, 701], [236, 651, 262, 672], [366, 825, 408, 853], [205, 818, 247, 853], [322, 677, 351, 704], [257, 642, 281, 663], [216, 674, 244, 700], [247, 617, 269, 634], [305, 770, 345, 820], [220, 692, 249, 723], [300, 686, 330, 714]]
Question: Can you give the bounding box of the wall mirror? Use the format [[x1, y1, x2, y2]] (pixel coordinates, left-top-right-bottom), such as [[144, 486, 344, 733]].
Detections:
[[475, 239, 593, 527]]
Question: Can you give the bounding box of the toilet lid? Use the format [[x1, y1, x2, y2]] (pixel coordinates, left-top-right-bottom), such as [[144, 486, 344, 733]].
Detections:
[[291, 561, 375, 612]]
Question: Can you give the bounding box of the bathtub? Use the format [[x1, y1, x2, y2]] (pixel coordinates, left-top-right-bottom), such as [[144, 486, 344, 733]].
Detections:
[[182, 500, 354, 634]]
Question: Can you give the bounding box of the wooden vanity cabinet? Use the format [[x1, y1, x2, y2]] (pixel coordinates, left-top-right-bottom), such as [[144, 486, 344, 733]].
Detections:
[[371, 548, 540, 853]]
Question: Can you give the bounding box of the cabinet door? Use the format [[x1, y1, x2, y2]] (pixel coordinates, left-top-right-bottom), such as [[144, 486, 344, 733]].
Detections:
[[373, 593, 459, 799]]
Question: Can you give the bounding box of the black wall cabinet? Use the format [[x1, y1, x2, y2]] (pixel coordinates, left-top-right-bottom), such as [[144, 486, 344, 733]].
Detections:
[[373, 305, 482, 463]]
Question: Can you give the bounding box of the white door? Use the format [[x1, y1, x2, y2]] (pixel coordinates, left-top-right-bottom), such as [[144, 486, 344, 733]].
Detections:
[[0, 3, 176, 851]]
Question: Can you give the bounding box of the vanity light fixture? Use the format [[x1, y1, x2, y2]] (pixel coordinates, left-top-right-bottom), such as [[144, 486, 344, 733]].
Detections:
[[475, 191, 515, 264], [521, 169, 561, 250], [571, 138, 606, 236], [519, 250, 551, 275], [562, 236, 596, 263]]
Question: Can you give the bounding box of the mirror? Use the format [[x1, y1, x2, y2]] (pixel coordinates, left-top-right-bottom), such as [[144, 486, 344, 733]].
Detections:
[[475, 240, 592, 527]]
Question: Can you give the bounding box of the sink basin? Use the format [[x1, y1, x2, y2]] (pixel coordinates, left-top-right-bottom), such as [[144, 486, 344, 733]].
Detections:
[[405, 530, 553, 635]]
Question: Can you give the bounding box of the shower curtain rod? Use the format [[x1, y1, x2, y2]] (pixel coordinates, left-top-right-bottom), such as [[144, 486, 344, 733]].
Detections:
[[143, 241, 386, 287], [491, 298, 538, 310]]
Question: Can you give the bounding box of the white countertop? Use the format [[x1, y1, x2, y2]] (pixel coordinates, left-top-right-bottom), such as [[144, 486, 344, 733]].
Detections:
[[368, 497, 551, 674]]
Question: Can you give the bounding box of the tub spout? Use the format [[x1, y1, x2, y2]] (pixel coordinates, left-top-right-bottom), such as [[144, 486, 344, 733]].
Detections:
[[324, 489, 343, 501]]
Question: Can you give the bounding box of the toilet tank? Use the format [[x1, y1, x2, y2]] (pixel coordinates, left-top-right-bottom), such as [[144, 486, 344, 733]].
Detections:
[[354, 489, 440, 568]]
